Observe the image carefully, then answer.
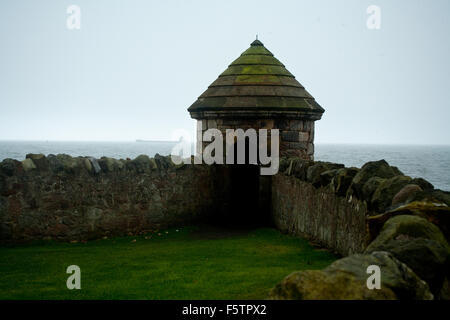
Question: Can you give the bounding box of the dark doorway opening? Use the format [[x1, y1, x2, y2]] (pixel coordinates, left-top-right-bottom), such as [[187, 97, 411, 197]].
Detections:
[[229, 162, 260, 227], [226, 136, 272, 228]]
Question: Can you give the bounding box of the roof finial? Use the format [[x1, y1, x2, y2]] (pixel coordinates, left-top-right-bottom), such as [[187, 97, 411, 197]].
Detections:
[[256, 34, 258, 40]]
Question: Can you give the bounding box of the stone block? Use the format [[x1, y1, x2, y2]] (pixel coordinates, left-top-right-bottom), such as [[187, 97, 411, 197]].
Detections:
[[56, 154, 78, 173], [47, 155, 64, 172], [0, 159, 21, 176], [26, 154, 49, 171], [303, 121, 312, 131], [274, 119, 289, 129], [131, 154, 152, 173], [259, 119, 274, 129], [83, 158, 93, 172], [21, 158, 36, 171], [289, 120, 303, 131], [280, 141, 290, 151], [290, 142, 308, 150], [298, 131, 309, 142], [281, 131, 299, 142], [307, 143, 314, 155]]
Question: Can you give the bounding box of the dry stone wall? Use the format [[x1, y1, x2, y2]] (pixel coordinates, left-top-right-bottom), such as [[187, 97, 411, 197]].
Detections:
[[2, 152, 449, 261], [270, 158, 450, 300], [271, 174, 369, 256], [0, 153, 228, 242], [271, 157, 450, 257]]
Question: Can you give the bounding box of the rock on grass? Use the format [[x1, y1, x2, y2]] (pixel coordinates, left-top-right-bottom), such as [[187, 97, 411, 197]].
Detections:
[[269, 251, 432, 300]]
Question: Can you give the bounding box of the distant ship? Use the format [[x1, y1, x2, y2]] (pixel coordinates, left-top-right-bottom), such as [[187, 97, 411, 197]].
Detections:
[[136, 139, 182, 143]]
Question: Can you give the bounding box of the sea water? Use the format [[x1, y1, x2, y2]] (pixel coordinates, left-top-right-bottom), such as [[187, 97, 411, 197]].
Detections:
[[0, 141, 448, 191]]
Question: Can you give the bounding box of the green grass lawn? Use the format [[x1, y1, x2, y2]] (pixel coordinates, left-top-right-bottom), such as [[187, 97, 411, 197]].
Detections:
[[0, 226, 337, 299]]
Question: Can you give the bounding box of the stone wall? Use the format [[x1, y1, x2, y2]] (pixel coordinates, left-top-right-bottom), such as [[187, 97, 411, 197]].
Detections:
[[269, 158, 450, 300], [2, 151, 449, 255], [271, 157, 450, 257], [198, 118, 315, 160], [272, 175, 369, 256], [0, 153, 229, 242], [3, 151, 448, 299]]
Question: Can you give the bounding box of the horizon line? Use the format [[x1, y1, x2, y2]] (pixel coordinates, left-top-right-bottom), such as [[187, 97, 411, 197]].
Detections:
[[0, 139, 449, 147]]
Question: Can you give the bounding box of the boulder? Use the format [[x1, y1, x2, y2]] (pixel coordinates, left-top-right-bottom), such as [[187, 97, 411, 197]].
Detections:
[[318, 169, 340, 188], [279, 157, 293, 174], [306, 162, 344, 187], [75, 157, 89, 173], [361, 177, 385, 203], [56, 154, 79, 173], [268, 269, 396, 300], [269, 251, 432, 300], [367, 201, 450, 243], [85, 157, 101, 174], [25, 153, 45, 160], [21, 158, 36, 171], [410, 177, 434, 191], [98, 157, 122, 172], [370, 175, 412, 213], [25, 154, 48, 171], [326, 251, 433, 300], [97, 158, 108, 172], [391, 184, 423, 207], [430, 190, 450, 207], [0, 159, 22, 176], [337, 251, 431, 299], [131, 154, 154, 173], [149, 158, 157, 170], [290, 159, 313, 181], [409, 189, 450, 207], [90, 157, 102, 173], [440, 277, 450, 300], [154, 154, 173, 170], [349, 160, 403, 199], [365, 236, 450, 295], [83, 158, 92, 172], [119, 159, 127, 168], [330, 167, 359, 197], [47, 154, 64, 172], [366, 215, 449, 253], [116, 159, 124, 170]]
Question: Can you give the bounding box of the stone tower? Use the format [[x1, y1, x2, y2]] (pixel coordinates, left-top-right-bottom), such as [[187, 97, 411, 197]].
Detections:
[[188, 39, 324, 160]]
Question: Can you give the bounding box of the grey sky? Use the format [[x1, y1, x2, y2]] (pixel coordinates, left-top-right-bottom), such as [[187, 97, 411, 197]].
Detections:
[[0, 0, 449, 144]]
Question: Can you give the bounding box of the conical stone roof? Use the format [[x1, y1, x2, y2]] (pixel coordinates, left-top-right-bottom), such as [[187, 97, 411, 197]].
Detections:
[[188, 39, 324, 119]]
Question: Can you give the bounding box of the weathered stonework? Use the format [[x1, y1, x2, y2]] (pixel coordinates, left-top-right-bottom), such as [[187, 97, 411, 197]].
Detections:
[[271, 174, 369, 256], [198, 118, 315, 159], [188, 39, 324, 161], [270, 158, 450, 300], [0, 154, 229, 242], [2, 153, 447, 261], [271, 157, 449, 258]]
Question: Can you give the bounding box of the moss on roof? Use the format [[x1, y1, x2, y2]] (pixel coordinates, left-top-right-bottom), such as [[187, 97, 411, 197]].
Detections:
[[188, 39, 324, 115]]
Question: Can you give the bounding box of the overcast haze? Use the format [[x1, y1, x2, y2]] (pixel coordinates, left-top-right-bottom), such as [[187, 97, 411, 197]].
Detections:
[[0, 0, 449, 144]]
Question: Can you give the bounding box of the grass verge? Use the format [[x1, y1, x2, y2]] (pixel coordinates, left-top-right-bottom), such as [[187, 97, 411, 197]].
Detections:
[[0, 226, 337, 299]]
